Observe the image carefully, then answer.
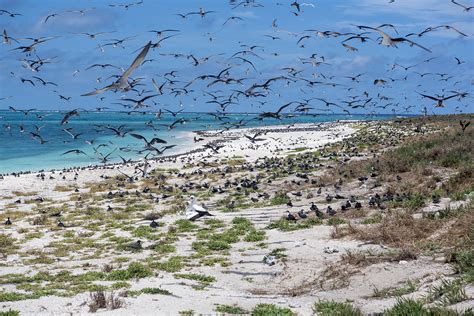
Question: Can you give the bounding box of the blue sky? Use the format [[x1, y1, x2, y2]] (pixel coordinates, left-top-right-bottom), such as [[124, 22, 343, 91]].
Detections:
[[0, 0, 473, 115]]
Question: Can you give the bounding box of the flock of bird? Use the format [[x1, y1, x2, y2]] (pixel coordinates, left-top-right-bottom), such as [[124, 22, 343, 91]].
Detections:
[[0, 0, 472, 168]]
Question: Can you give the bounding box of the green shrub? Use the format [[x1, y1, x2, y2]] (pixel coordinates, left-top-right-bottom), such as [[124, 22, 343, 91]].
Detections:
[[453, 249, 474, 283], [216, 304, 249, 314], [383, 298, 463, 316], [107, 262, 152, 281], [207, 240, 231, 251], [0, 291, 38, 302], [232, 217, 254, 232], [141, 287, 172, 295], [404, 193, 426, 210], [174, 219, 198, 232], [0, 309, 20, 316], [313, 300, 362, 316], [251, 304, 294, 316], [153, 257, 184, 272], [327, 218, 346, 226], [270, 192, 290, 206], [244, 229, 266, 242], [175, 273, 216, 284]]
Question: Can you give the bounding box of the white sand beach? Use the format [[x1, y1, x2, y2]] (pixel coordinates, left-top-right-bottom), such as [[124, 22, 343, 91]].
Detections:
[[1, 120, 473, 315]]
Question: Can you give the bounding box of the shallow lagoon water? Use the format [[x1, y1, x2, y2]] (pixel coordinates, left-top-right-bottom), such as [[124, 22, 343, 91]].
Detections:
[[0, 111, 401, 173]]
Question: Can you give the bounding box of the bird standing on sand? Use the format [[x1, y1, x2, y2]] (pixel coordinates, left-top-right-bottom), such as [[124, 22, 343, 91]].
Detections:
[[327, 206, 336, 216], [298, 209, 307, 219], [186, 196, 214, 221], [286, 210, 297, 221], [5, 217, 12, 225]]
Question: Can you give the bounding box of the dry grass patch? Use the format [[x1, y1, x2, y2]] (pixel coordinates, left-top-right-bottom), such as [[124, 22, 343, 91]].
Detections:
[[334, 211, 440, 250], [88, 291, 124, 312]]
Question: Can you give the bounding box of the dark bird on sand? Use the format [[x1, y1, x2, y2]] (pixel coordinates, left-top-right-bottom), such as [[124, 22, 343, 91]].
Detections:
[[286, 210, 297, 221], [298, 209, 307, 219], [127, 240, 142, 250]]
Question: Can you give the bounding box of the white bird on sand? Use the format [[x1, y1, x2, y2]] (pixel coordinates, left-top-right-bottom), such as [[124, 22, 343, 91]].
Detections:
[[186, 196, 214, 221]]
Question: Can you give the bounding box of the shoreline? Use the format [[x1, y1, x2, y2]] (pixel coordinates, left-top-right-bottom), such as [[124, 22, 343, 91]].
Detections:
[[0, 115, 472, 315], [0, 121, 358, 215], [0, 121, 357, 178]]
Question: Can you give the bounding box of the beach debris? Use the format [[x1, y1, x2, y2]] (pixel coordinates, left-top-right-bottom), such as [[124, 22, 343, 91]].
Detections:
[[263, 255, 277, 266], [323, 246, 339, 254]]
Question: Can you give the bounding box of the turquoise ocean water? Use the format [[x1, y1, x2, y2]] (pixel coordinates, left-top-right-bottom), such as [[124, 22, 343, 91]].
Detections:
[[0, 111, 401, 174]]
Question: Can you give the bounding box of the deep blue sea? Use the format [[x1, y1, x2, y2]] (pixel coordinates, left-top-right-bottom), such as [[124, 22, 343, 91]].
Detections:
[[0, 111, 401, 174]]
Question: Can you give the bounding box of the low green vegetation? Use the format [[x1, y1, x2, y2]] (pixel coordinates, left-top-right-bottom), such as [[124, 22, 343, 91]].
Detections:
[[0, 309, 20, 316], [383, 298, 465, 316], [268, 248, 287, 259], [0, 234, 17, 255], [0, 262, 153, 301], [270, 192, 291, 206], [244, 229, 266, 242], [174, 273, 216, 284], [251, 304, 294, 316], [313, 300, 362, 316], [151, 256, 184, 273], [326, 217, 346, 226], [107, 262, 153, 281], [126, 287, 173, 297], [215, 304, 249, 314], [373, 279, 418, 298], [453, 248, 474, 283], [426, 279, 468, 306], [174, 219, 198, 233], [0, 291, 39, 302]]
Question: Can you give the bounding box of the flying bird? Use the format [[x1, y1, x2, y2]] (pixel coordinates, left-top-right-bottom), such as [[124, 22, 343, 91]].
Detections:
[[130, 133, 167, 148], [44, 13, 59, 23], [61, 149, 91, 157], [2, 29, 19, 44], [82, 41, 152, 96], [418, 92, 460, 107], [60, 109, 80, 125], [0, 9, 22, 17], [259, 102, 295, 120], [356, 25, 431, 52], [451, 0, 474, 11]]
